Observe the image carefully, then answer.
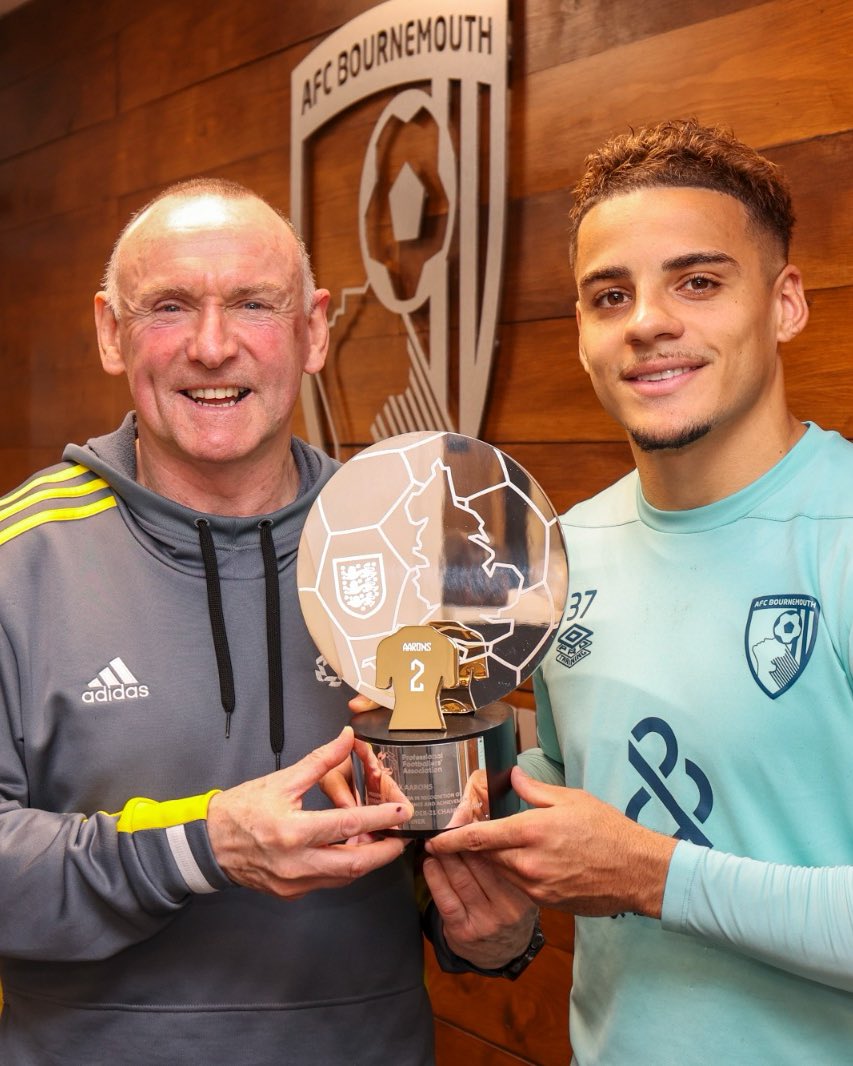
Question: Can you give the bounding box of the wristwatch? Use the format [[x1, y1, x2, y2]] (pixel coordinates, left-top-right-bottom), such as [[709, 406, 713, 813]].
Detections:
[[497, 917, 546, 981]]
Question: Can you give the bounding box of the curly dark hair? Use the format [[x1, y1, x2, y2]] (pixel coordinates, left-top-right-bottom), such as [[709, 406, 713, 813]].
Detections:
[[568, 119, 795, 264]]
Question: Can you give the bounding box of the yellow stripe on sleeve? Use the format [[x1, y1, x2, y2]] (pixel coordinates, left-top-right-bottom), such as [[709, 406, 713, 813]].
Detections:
[[112, 791, 222, 832]]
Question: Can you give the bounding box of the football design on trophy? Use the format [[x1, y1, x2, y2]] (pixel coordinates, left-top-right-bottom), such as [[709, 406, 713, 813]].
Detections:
[[297, 431, 566, 708], [297, 430, 569, 834]]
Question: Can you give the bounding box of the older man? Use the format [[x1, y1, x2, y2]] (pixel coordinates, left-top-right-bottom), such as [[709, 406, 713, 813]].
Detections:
[[0, 179, 535, 1065]]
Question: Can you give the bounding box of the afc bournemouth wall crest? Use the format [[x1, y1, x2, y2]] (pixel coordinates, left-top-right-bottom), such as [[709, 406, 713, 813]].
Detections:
[[291, 0, 509, 456]]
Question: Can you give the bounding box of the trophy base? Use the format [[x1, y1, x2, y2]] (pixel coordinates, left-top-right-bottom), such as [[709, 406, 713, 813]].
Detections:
[[352, 702, 519, 837]]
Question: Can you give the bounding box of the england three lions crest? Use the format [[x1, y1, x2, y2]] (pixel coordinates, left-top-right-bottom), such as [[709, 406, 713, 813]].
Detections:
[[334, 554, 387, 619], [290, 0, 508, 456], [745, 594, 820, 698]]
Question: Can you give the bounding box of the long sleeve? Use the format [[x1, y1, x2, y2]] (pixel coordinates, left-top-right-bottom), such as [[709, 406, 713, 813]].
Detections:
[[0, 789, 230, 961], [662, 840, 853, 992], [0, 607, 232, 961]]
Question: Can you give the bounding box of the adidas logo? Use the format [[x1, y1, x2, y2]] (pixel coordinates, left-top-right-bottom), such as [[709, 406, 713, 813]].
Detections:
[[83, 657, 150, 704]]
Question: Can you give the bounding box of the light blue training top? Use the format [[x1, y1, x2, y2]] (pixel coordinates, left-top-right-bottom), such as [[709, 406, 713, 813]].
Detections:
[[522, 422, 853, 1065]]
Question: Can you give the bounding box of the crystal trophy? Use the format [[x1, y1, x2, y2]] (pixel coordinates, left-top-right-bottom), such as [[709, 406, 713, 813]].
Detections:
[[297, 431, 568, 835]]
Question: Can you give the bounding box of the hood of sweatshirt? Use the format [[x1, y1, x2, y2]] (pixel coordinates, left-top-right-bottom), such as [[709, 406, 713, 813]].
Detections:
[[63, 412, 339, 579], [63, 412, 340, 765]]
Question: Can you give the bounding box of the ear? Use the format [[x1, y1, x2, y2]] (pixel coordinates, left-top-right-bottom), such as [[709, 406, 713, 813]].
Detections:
[[774, 265, 809, 344], [576, 301, 591, 374], [304, 288, 330, 375], [94, 292, 127, 376]]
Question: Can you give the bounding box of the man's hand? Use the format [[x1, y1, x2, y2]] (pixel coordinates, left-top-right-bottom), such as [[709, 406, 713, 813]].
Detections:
[[348, 693, 380, 714], [424, 850, 538, 970], [320, 736, 412, 843], [207, 727, 413, 899], [426, 766, 677, 918]]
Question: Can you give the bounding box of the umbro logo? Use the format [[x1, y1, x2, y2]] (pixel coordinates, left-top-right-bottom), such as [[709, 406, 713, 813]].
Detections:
[[555, 623, 593, 670], [82, 657, 150, 704]]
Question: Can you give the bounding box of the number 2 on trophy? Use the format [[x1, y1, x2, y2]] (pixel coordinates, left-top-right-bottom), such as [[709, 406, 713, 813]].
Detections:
[[410, 658, 425, 692]]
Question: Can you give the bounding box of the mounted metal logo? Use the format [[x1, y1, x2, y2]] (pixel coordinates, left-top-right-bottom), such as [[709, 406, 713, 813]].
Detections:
[[290, 1, 509, 457]]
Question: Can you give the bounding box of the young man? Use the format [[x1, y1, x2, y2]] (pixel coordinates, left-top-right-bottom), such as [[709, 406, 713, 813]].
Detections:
[[428, 120, 853, 1061], [0, 180, 535, 1064]]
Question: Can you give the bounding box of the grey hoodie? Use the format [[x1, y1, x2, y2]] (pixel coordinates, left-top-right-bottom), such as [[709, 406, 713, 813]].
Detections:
[[0, 414, 433, 1065]]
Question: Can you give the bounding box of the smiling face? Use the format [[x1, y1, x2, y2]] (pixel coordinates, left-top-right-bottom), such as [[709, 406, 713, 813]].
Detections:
[[574, 186, 808, 499], [94, 193, 328, 507]]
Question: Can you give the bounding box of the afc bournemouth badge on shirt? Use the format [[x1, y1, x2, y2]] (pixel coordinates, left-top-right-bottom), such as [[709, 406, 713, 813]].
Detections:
[[744, 594, 820, 698], [290, 0, 509, 457]]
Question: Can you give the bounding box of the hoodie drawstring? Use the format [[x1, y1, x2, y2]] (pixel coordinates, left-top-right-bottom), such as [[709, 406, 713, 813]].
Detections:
[[195, 518, 285, 769], [259, 520, 285, 770], [196, 519, 236, 740]]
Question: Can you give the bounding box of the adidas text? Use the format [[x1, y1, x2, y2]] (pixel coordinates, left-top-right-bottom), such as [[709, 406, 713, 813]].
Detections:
[[83, 684, 150, 704]]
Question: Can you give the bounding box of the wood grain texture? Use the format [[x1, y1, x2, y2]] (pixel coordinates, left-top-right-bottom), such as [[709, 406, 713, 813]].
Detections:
[[518, 0, 767, 75], [0, 0, 135, 90], [117, 0, 379, 111], [426, 938, 573, 1065], [0, 36, 116, 159], [434, 1021, 543, 1065], [514, 0, 853, 199]]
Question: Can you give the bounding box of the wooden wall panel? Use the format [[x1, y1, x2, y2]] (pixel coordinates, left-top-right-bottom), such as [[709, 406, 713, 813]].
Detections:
[[434, 1022, 536, 1065], [0, 36, 116, 159], [519, 0, 766, 74], [113, 49, 309, 195], [0, 204, 130, 485], [772, 131, 853, 291], [0, 123, 120, 230], [514, 0, 853, 199], [116, 0, 378, 110], [0, 0, 850, 1060], [0, 0, 132, 89], [425, 934, 573, 1064]]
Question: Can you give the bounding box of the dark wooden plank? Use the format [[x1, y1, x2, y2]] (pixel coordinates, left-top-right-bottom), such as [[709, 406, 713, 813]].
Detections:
[[518, 0, 768, 76], [0, 37, 116, 160], [502, 189, 574, 325], [541, 907, 575, 955], [511, 0, 853, 201], [485, 317, 613, 443], [114, 45, 310, 196], [0, 0, 137, 90], [434, 1020, 538, 1065], [0, 204, 130, 455], [0, 122, 119, 230], [117, 0, 379, 112], [767, 131, 853, 293], [426, 939, 572, 1065], [784, 287, 853, 435]]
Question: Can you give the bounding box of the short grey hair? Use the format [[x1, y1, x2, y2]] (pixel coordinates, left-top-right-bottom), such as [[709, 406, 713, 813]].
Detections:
[[101, 177, 316, 318]]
